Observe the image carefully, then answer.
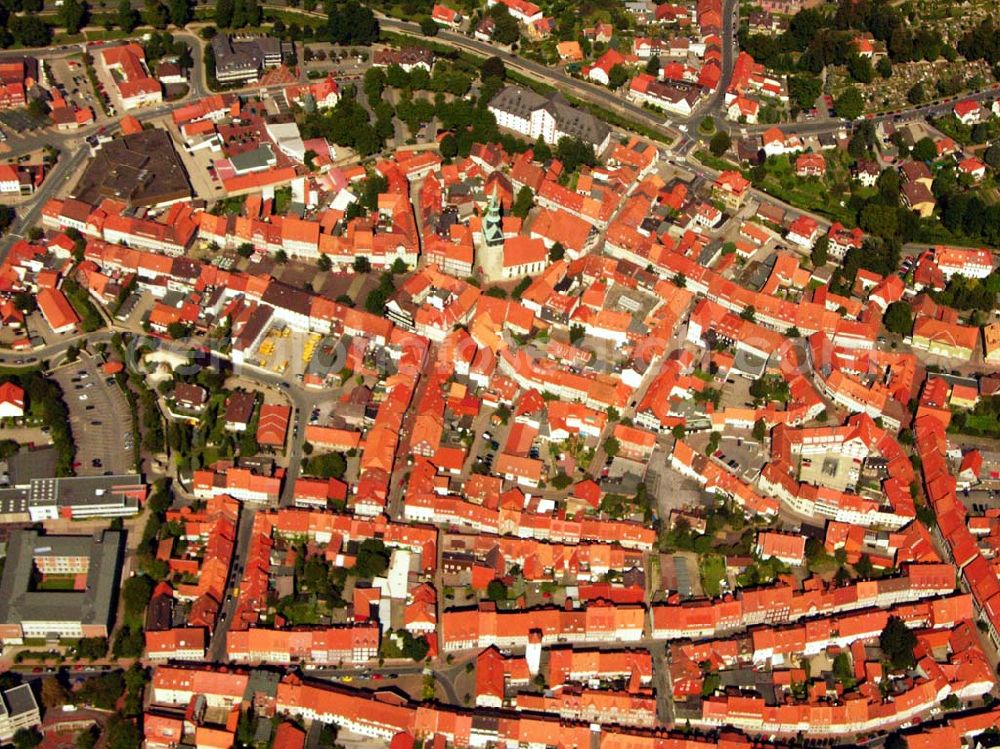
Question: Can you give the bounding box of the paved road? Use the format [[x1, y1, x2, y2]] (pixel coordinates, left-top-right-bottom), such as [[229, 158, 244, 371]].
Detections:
[[689, 0, 739, 122], [307, 662, 466, 704], [741, 85, 1000, 138]]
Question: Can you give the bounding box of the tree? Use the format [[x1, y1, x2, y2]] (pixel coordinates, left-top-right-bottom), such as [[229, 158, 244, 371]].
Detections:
[[486, 579, 507, 602], [76, 727, 99, 749], [548, 241, 564, 261], [419, 16, 438, 36], [752, 418, 767, 442], [0, 205, 14, 234], [143, 0, 169, 29], [607, 63, 629, 89], [912, 137, 937, 162], [834, 86, 864, 120], [603, 436, 620, 458], [481, 56, 506, 81], [214, 0, 234, 27], [439, 133, 458, 159], [75, 673, 124, 710], [512, 186, 533, 218], [59, 0, 87, 34], [354, 538, 389, 579], [834, 565, 851, 586], [76, 637, 107, 660], [116, 0, 138, 30], [305, 451, 346, 479], [168, 0, 190, 26], [555, 137, 596, 172], [532, 136, 551, 163], [788, 74, 822, 109], [984, 143, 1000, 170], [906, 81, 925, 106], [846, 54, 874, 83], [364, 288, 387, 313], [12, 291, 35, 313], [883, 301, 913, 335], [123, 574, 154, 627], [854, 553, 874, 578], [859, 203, 898, 240], [40, 677, 68, 710], [104, 716, 141, 749], [353, 256, 372, 274], [879, 615, 917, 669], [709, 130, 731, 157], [811, 235, 829, 266], [11, 17, 52, 47], [551, 472, 572, 489], [876, 57, 892, 78], [166, 321, 189, 340], [326, 1, 377, 45], [491, 9, 519, 45], [12, 729, 41, 749]]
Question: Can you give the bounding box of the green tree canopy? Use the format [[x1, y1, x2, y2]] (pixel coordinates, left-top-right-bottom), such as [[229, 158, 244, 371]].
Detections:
[[834, 86, 864, 120]]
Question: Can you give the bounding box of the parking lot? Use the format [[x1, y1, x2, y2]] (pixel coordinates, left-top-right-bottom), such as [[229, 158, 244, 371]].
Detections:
[[714, 434, 767, 482], [47, 56, 102, 118], [798, 451, 859, 492], [51, 353, 135, 476]]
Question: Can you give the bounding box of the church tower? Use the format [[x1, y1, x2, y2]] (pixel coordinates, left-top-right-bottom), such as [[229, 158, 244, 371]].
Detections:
[[482, 185, 504, 248]]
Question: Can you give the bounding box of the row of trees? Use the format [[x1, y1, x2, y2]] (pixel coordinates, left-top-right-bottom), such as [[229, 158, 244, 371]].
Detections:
[[302, 55, 514, 162]]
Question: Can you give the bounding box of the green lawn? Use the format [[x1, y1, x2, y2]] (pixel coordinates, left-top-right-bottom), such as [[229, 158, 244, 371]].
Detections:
[[964, 413, 1000, 437], [37, 575, 78, 591], [699, 554, 727, 597], [756, 154, 858, 226], [276, 596, 329, 626], [695, 149, 741, 173]]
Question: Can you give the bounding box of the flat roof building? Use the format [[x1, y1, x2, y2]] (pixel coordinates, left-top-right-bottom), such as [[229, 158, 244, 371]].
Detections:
[[73, 129, 192, 208], [212, 35, 282, 84], [0, 684, 41, 742], [0, 529, 124, 644], [0, 474, 147, 522]]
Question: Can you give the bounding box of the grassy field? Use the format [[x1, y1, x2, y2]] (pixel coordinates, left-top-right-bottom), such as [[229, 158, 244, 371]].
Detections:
[[756, 153, 858, 226], [276, 596, 330, 625], [695, 149, 741, 173], [699, 554, 727, 597]]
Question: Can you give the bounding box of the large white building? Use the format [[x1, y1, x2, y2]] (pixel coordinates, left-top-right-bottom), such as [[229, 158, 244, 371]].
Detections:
[[488, 85, 611, 153]]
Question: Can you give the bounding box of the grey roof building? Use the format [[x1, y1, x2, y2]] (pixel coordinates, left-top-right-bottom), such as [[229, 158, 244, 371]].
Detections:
[[0, 684, 41, 742], [0, 529, 124, 644], [0, 474, 146, 522], [488, 85, 612, 152], [74, 129, 193, 209], [212, 35, 282, 84]]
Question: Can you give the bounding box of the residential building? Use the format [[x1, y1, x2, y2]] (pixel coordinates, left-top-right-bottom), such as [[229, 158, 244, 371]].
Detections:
[[212, 35, 282, 84], [99, 44, 162, 110], [489, 86, 611, 152], [0, 685, 40, 742]]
